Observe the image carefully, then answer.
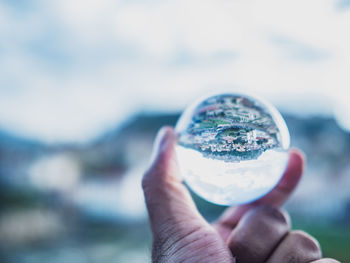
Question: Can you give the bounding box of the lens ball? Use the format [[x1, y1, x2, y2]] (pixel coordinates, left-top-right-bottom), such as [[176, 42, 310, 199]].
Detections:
[[175, 93, 290, 205]]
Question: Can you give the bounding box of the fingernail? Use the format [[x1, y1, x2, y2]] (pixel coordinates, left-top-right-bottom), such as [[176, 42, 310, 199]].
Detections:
[[157, 127, 172, 150], [289, 148, 306, 162], [150, 127, 174, 163]]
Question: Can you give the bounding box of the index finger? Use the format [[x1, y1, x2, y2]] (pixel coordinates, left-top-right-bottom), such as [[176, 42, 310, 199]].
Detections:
[[214, 149, 305, 239]]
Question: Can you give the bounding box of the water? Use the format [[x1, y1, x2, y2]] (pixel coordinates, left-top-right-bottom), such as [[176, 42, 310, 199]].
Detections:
[[175, 93, 290, 205]]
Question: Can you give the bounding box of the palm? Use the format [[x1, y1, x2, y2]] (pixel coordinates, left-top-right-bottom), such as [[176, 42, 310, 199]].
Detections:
[[152, 219, 234, 263]]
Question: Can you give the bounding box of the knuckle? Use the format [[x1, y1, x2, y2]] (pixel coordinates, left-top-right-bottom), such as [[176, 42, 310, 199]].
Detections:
[[142, 168, 158, 201], [141, 170, 151, 190], [229, 237, 247, 252], [254, 205, 291, 227], [229, 238, 261, 262], [142, 165, 159, 190], [289, 230, 322, 254]]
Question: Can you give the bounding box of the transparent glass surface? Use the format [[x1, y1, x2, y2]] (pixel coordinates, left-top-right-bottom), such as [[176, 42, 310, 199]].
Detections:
[[175, 93, 290, 205]]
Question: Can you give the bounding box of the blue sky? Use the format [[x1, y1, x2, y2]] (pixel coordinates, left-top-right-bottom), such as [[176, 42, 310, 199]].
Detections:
[[0, 0, 350, 143]]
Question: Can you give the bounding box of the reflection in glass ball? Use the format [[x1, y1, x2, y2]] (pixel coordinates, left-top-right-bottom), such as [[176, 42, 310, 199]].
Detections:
[[175, 93, 290, 205]]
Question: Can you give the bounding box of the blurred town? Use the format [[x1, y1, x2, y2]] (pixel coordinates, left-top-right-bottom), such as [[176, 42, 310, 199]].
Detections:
[[0, 112, 350, 263]]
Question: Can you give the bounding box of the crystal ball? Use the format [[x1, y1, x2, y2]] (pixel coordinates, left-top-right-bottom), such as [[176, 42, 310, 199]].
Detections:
[[175, 93, 290, 205]]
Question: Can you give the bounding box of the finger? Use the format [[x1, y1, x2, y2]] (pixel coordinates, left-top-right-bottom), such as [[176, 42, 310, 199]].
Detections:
[[142, 127, 206, 236], [255, 148, 305, 206], [227, 205, 290, 263], [310, 259, 341, 263], [214, 149, 304, 240], [266, 230, 322, 263]]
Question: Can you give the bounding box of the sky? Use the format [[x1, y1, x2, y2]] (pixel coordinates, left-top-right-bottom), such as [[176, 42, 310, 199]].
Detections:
[[0, 0, 350, 143]]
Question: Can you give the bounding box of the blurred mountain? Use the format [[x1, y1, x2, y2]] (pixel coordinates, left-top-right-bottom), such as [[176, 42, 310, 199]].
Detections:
[[0, 128, 46, 152], [0, 128, 47, 185], [77, 113, 179, 178], [0, 112, 350, 223]]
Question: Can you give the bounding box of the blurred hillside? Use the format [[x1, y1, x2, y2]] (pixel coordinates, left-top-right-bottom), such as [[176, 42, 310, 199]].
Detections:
[[1, 112, 350, 262]]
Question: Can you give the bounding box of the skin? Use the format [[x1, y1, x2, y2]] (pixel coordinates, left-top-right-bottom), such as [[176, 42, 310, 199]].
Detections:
[[142, 127, 340, 263]]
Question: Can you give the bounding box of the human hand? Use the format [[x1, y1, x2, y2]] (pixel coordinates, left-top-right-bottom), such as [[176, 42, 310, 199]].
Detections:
[[142, 127, 340, 263]]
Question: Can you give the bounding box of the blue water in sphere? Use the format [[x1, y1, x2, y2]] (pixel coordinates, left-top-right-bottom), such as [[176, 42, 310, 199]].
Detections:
[[175, 93, 290, 206]]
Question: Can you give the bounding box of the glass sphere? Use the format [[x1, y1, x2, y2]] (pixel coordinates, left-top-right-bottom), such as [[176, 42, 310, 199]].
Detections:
[[175, 93, 290, 205]]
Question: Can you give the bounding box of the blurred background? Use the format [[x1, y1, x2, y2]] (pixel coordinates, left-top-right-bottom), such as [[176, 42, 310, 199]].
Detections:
[[0, 0, 350, 262]]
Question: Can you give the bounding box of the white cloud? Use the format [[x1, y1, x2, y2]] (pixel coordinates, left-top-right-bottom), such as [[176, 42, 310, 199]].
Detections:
[[114, 0, 251, 57], [0, 0, 350, 143]]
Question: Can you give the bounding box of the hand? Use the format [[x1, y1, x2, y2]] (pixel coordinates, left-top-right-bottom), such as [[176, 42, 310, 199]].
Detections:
[[142, 127, 340, 263]]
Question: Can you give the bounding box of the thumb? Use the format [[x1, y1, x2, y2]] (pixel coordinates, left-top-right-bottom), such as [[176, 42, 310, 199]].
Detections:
[[142, 126, 206, 236]]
